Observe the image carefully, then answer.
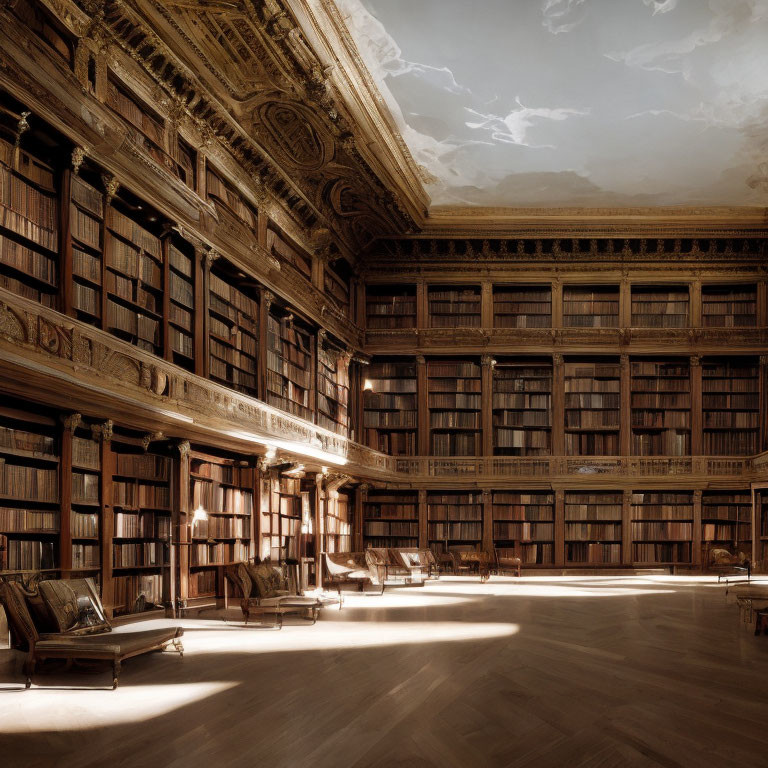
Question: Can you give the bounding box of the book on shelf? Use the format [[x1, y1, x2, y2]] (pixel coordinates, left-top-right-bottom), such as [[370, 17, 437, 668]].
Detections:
[[562, 286, 618, 328], [2, 537, 56, 570], [703, 358, 759, 455], [493, 286, 552, 328], [72, 544, 99, 569], [702, 284, 757, 327], [366, 285, 417, 329], [266, 227, 312, 279], [630, 286, 689, 328], [72, 511, 98, 538], [428, 286, 481, 327], [0, 506, 58, 532]]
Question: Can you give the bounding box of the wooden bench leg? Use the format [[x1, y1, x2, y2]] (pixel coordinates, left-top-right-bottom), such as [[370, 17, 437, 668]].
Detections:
[[23, 655, 34, 689], [112, 659, 121, 690]]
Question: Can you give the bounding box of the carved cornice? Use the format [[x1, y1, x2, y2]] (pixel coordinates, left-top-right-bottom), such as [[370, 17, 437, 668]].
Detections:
[[0, 288, 389, 477]]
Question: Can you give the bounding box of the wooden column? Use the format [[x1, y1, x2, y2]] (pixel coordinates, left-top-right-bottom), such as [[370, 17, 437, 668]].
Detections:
[[481, 355, 495, 456], [416, 280, 428, 329], [551, 280, 563, 328], [354, 484, 366, 551], [258, 289, 273, 402], [554, 488, 565, 568], [692, 489, 702, 568], [757, 281, 768, 327], [690, 279, 702, 328], [174, 440, 190, 611], [97, 421, 115, 616], [619, 278, 631, 328], [314, 473, 324, 588], [552, 354, 565, 456], [257, 211, 268, 250], [418, 489, 428, 550], [193, 247, 206, 377], [690, 355, 703, 456], [622, 489, 633, 566], [481, 282, 493, 328], [99, 176, 118, 332], [417, 355, 429, 455], [311, 253, 325, 291], [620, 354, 631, 456], [59, 413, 79, 575], [60, 167, 74, 316], [482, 490, 493, 552], [760, 355, 768, 453]]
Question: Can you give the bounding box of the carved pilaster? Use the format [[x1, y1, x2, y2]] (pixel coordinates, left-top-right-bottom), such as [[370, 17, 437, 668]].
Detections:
[[61, 412, 82, 434]]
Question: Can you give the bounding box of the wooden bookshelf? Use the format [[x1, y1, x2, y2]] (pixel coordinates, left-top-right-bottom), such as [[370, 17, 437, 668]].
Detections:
[[266, 311, 313, 421], [493, 360, 552, 456], [428, 360, 481, 457], [428, 285, 481, 328], [493, 285, 551, 328], [701, 491, 751, 560], [69, 173, 103, 325], [109, 435, 171, 615], [562, 285, 618, 328], [702, 358, 759, 455], [363, 358, 418, 456], [189, 453, 254, 593], [631, 491, 693, 564], [631, 285, 689, 328], [630, 359, 690, 456], [270, 474, 305, 561], [167, 236, 195, 371], [492, 491, 554, 565], [365, 284, 417, 329], [325, 259, 351, 317], [208, 264, 259, 397], [564, 359, 620, 456], [564, 491, 622, 565], [266, 224, 312, 281], [0, 402, 59, 572], [317, 340, 349, 435], [702, 284, 757, 328], [758, 491, 768, 564], [206, 162, 257, 231], [69, 421, 101, 573], [427, 491, 482, 554], [324, 489, 351, 553], [106, 76, 171, 173], [0, 109, 59, 310], [176, 137, 197, 191], [104, 202, 164, 355], [363, 489, 418, 549]]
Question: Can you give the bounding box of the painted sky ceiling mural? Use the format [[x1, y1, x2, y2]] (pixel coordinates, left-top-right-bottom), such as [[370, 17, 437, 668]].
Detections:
[[336, 0, 768, 207]]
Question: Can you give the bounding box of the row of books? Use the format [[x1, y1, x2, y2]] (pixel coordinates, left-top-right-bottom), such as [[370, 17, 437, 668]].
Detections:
[[494, 409, 551, 427], [564, 433, 619, 455], [0, 140, 55, 189], [428, 522, 482, 540], [633, 543, 691, 562], [192, 514, 250, 539], [562, 314, 617, 327], [565, 523, 621, 540], [432, 433, 480, 456], [428, 394, 482, 411], [565, 411, 620, 428], [0, 231, 57, 285], [209, 273, 258, 316], [500, 544, 553, 564], [206, 167, 257, 228], [170, 302, 193, 331], [702, 524, 744, 541], [72, 471, 99, 503], [115, 511, 171, 539], [0, 506, 58, 532], [73, 281, 99, 316], [631, 411, 690, 428], [73, 247, 101, 284], [630, 522, 693, 540], [367, 362, 418, 379], [266, 391, 312, 421], [192, 461, 252, 485], [364, 521, 419, 537], [0, 271, 56, 306], [428, 378, 482, 393], [71, 206, 101, 251], [494, 507, 553, 523], [430, 412, 480, 428], [632, 433, 689, 456], [494, 314, 551, 328], [495, 377, 552, 393], [211, 338, 257, 368], [494, 429, 550, 451], [363, 411, 417, 427], [116, 453, 170, 480], [427, 363, 481, 378], [113, 481, 171, 509], [169, 245, 192, 278], [493, 522, 554, 540], [631, 394, 690, 408], [106, 208, 161, 259], [188, 569, 217, 597], [191, 482, 254, 516], [632, 379, 690, 393], [113, 573, 163, 613], [367, 432, 416, 454], [367, 300, 417, 315], [703, 412, 759, 428], [190, 540, 249, 566], [113, 541, 167, 567], [703, 434, 758, 455], [566, 543, 621, 563], [0, 425, 56, 456], [493, 394, 551, 410], [72, 544, 99, 569], [210, 359, 257, 391], [170, 327, 194, 358], [0, 537, 56, 570], [365, 382, 417, 397], [72, 436, 99, 469], [702, 394, 759, 409], [266, 351, 311, 388], [366, 537, 418, 549], [0, 461, 58, 501], [0, 164, 58, 249], [106, 300, 160, 344], [72, 511, 98, 538]]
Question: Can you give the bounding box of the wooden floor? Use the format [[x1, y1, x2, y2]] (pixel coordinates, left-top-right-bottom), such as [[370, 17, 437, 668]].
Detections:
[[1, 575, 767, 768]]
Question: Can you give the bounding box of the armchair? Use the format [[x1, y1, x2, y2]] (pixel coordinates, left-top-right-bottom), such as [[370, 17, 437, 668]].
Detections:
[[494, 548, 523, 577]]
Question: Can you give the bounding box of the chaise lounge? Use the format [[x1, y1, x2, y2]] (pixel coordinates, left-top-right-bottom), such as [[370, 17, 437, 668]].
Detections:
[[0, 577, 183, 689]]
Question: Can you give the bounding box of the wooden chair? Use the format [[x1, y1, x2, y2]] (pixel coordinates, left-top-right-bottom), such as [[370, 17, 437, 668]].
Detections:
[[418, 548, 440, 579], [0, 578, 183, 690], [494, 548, 522, 577]]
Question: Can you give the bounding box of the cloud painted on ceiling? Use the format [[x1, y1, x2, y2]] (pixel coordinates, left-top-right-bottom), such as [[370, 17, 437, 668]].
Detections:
[[336, 0, 768, 207]]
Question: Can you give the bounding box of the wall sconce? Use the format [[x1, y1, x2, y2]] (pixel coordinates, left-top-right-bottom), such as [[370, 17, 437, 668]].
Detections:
[[192, 506, 208, 524], [363, 379, 373, 391]]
